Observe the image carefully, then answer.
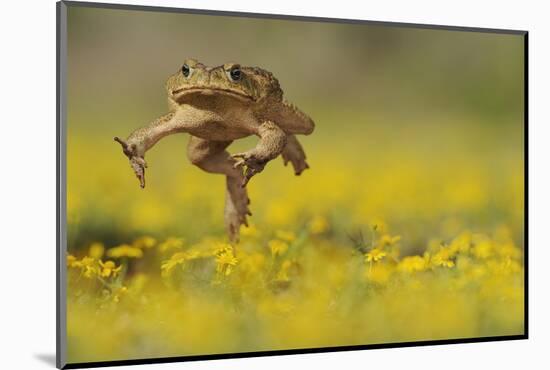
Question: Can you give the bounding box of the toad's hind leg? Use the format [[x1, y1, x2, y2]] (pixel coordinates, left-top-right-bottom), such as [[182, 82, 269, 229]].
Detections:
[[187, 136, 251, 242], [281, 135, 309, 175]]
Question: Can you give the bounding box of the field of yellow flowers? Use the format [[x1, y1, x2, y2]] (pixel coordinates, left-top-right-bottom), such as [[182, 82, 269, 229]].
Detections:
[[66, 118, 524, 364]]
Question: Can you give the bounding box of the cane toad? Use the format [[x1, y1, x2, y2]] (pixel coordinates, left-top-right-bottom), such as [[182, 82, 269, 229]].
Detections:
[[114, 58, 315, 241]]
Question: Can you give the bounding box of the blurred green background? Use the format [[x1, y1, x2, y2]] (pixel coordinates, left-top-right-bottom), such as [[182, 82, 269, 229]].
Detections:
[[68, 7, 524, 124]]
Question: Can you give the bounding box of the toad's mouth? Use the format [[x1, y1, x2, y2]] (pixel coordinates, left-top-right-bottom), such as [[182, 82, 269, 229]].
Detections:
[[171, 87, 255, 102]]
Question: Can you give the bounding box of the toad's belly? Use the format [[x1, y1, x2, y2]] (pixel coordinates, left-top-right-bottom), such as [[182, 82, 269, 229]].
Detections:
[[175, 105, 257, 141]]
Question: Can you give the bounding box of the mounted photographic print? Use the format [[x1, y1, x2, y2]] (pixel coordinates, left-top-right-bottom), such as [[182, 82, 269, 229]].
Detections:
[[56, 1, 527, 368]]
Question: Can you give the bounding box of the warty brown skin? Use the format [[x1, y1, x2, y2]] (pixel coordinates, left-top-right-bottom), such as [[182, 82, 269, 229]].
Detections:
[[114, 58, 315, 242]]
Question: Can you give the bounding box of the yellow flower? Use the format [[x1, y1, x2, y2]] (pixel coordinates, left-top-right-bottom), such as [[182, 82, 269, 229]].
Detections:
[[161, 251, 187, 275], [158, 237, 184, 253], [80, 256, 95, 266], [431, 251, 455, 268], [269, 239, 289, 257], [308, 215, 329, 235], [434, 259, 455, 268], [398, 255, 427, 273], [215, 246, 238, 276], [275, 230, 296, 242], [214, 242, 233, 255], [430, 245, 456, 268], [107, 244, 143, 259], [67, 255, 99, 277], [133, 236, 157, 249], [98, 260, 122, 278], [67, 254, 80, 268], [80, 257, 97, 278], [365, 248, 386, 263], [83, 267, 97, 278], [88, 242, 105, 259], [379, 234, 401, 246], [448, 232, 472, 255]]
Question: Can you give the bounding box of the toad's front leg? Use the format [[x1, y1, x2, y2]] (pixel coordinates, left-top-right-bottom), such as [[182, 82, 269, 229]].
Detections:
[[114, 111, 187, 188], [232, 121, 287, 187]]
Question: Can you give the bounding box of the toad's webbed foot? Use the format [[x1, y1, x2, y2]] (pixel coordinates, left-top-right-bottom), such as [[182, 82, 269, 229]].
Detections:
[[225, 176, 252, 242], [231, 120, 287, 187], [231, 151, 268, 187], [281, 134, 309, 175], [114, 136, 147, 188]]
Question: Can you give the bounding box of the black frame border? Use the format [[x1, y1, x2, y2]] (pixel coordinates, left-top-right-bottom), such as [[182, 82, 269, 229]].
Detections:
[[56, 1, 529, 368]]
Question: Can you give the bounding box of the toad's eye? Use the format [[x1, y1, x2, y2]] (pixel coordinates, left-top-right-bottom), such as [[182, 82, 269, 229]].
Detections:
[[229, 67, 241, 81], [182, 64, 191, 78]]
